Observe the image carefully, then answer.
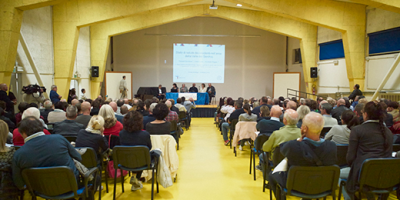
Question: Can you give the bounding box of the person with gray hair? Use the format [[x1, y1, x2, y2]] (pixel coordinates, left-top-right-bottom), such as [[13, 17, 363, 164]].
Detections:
[[49, 85, 62, 104], [321, 103, 338, 127], [296, 105, 310, 128], [142, 103, 157, 130], [268, 112, 337, 198], [53, 105, 84, 137], [165, 100, 178, 123], [120, 105, 129, 115], [331, 98, 350, 124]]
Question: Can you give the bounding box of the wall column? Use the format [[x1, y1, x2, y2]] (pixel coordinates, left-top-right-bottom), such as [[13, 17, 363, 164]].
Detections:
[[299, 27, 318, 97]]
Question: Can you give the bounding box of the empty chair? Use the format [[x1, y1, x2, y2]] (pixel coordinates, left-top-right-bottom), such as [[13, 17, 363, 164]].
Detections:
[[277, 166, 340, 200], [22, 166, 99, 200]]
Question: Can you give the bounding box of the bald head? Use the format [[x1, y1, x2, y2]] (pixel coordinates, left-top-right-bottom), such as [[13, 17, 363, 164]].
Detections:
[[0, 83, 7, 91], [109, 102, 118, 112], [71, 99, 79, 106], [270, 105, 282, 118], [124, 98, 129, 104], [81, 102, 91, 115], [338, 99, 345, 106], [302, 112, 324, 137], [283, 109, 299, 125], [286, 101, 297, 110]]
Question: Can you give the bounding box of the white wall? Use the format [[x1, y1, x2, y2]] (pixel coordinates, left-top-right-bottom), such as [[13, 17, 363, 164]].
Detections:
[[112, 17, 286, 100], [72, 26, 92, 99], [287, 37, 306, 93]]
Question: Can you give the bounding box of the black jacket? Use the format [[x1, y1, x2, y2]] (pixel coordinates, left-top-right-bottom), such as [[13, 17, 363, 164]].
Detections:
[[119, 129, 152, 150], [348, 89, 362, 101], [189, 87, 198, 93], [40, 109, 54, 124], [331, 105, 350, 124], [0, 91, 14, 114], [252, 104, 272, 118], [206, 86, 216, 96], [256, 119, 284, 134], [53, 119, 85, 137], [228, 108, 245, 122], [75, 129, 108, 161]]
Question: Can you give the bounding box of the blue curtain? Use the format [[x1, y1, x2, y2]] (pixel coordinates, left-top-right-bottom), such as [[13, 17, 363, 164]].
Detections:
[[369, 27, 400, 55], [319, 40, 345, 60]]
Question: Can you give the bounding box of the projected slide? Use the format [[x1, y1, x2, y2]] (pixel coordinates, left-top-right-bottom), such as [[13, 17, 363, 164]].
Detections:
[[173, 43, 225, 83]]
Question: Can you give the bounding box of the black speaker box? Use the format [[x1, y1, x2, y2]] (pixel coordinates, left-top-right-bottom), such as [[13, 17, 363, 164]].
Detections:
[[310, 67, 318, 78], [91, 66, 99, 77]]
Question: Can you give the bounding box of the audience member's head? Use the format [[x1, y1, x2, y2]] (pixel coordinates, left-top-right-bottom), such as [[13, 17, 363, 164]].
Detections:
[[44, 100, 53, 110], [144, 99, 152, 111], [65, 105, 78, 120], [18, 102, 29, 114], [87, 115, 104, 133], [354, 103, 364, 117], [0, 120, 8, 151], [301, 112, 324, 139], [55, 101, 67, 111], [343, 97, 351, 108], [177, 98, 182, 104], [71, 99, 79, 106], [181, 97, 186, 103], [297, 105, 310, 120], [270, 105, 282, 118], [152, 103, 169, 120], [243, 104, 251, 115], [109, 102, 118, 112], [260, 96, 268, 105], [283, 109, 299, 126], [22, 107, 41, 120], [149, 103, 157, 114], [120, 105, 129, 115], [152, 97, 159, 103], [92, 99, 102, 109], [226, 97, 233, 106], [165, 100, 172, 109], [363, 101, 390, 148], [19, 117, 43, 138], [99, 104, 117, 128], [273, 98, 280, 106], [260, 105, 270, 117], [354, 84, 360, 90], [234, 101, 243, 109], [320, 103, 333, 115], [29, 103, 38, 108], [341, 110, 360, 130], [75, 103, 82, 114], [51, 85, 57, 91], [337, 98, 345, 106], [81, 102, 91, 115], [286, 101, 297, 110], [123, 111, 143, 132], [123, 98, 129, 105], [299, 98, 306, 105], [117, 99, 124, 107], [169, 99, 175, 106], [387, 101, 399, 112], [228, 99, 235, 106]]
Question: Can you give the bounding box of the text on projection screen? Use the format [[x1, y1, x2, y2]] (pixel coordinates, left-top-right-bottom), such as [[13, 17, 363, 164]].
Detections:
[[173, 43, 225, 83]]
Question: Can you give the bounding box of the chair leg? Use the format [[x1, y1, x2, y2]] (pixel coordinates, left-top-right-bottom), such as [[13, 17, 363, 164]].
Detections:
[[338, 181, 343, 200], [151, 168, 155, 200], [104, 162, 109, 193], [113, 169, 117, 200], [250, 150, 252, 175], [253, 151, 256, 181], [121, 169, 124, 193]]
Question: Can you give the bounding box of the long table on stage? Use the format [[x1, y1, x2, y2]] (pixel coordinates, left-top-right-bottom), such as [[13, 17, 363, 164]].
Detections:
[[166, 92, 209, 105]]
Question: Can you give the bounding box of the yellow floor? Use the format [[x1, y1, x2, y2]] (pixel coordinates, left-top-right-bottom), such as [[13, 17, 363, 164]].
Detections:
[[25, 118, 398, 200]]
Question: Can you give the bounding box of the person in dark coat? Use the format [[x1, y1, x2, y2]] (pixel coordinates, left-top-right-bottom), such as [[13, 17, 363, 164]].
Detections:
[[348, 84, 363, 101], [268, 112, 337, 198], [331, 99, 350, 124], [0, 84, 14, 115], [341, 102, 393, 200], [53, 105, 84, 137]]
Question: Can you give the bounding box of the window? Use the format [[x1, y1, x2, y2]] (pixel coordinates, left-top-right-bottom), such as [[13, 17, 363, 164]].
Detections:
[[368, 27, 400, 55], [319, 40, 345, 60]]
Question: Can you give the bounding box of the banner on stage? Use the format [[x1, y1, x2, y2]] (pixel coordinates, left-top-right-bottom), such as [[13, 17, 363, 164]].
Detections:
[[178, 93, 197, 101]]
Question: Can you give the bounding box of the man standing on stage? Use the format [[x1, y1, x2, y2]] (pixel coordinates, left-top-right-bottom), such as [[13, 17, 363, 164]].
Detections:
[[119, 76, 128, 98], [206, 83, 216, 104]]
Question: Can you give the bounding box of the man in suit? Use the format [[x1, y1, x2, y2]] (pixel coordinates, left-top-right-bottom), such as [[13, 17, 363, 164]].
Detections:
[[157, 84, 166, 100], [268, 112, 337, 198], [348, 84, 363, 101], [252, 96, 272, 117], [110, 102, 123, 123], [331, 99, 350, 124], [53, 105, 84, 137], [189, 83, 198, 93], [321, 103, 338, 127], [206, 83, 216, 103], [12, 116, 82, 189]]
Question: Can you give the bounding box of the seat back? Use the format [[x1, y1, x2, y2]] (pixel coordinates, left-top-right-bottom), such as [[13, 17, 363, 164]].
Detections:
[[47, 123, 54, 134], [286, 166, 340, 195], [64, 136, 77, 143], [393, 144, 400, 152], [170, 120, 178, 132], [178, 111, 186, 120], [254, 134, 269, 152], [320, 127, 332, 138], [22, 166, 78, 198], [359, 158, 400, 192], [230, 119, 238, 131], [76, 147, 98, 169], [113, 146, 151, 170], [336, 145, 348, 167], [272, 146, 285, 166], [105, 135, 120, 149]]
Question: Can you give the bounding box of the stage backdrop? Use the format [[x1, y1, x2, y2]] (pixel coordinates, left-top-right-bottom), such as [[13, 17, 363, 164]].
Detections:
[[111, 17, 286, 100], [104, 71, 132, 100]]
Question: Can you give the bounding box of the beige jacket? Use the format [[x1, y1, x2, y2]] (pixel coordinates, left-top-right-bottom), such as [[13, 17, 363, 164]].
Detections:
[[232, 121, 257, 147]]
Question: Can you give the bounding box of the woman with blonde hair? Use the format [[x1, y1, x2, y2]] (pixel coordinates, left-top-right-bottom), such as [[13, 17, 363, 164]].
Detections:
[[98, 104, 123, 136], [75, 115, 108, 160], [0, 121, 19, 199]]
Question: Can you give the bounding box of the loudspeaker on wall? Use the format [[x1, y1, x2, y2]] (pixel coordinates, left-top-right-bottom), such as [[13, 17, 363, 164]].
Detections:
[[91, 66, 99, 77], [310, 67, 318, 78]]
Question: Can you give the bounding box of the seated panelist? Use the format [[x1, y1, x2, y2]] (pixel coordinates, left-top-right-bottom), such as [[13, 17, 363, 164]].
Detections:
[[189, 83, 198, 93], [171, 83, 179, 93]]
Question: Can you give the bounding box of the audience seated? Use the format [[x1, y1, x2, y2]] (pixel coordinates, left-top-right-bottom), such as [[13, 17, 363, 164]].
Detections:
[[90, 98, 102, 116], [0, 108, 15, 133], [221, 99, 238, 145], [146, 103, 171, 135], [13, 108, 51, 146], [12, 117, 82, 189], [381, 102, 394, 127], [183, 97, 196, 125], [99, 104, 123, 137], [320, 103, 338, 127], [296, 105, 310, 128], [120, 105, 129, 116], [268, 112, 337, 199], [0, 120, 19, 199], [256, 106, 284, 135], [388, 101, 399, 123], [53, 105, 84, 137], [169, 99, 180, 114], [165, 100, 178, 123], [116, 99, 124, 115], [257, 105, 271, 122], [75, 115, 108, 162], [123, 98, 132, 109], [143, 103, 157, 130], [174, 98, 187, 112], [47, 101, 67, 123], [71, 99, 79, 106], [75, 102, 92, 128], [40, 100, 54, 123], [15, 102, 29, 125], [340, 102, 393, 200], [119, 111, 152, 191], [331, 99, 350, 124], [354, 103, 364, 123], [252, 96, 271, 117], [239, 104, 257, 122], [137, 100, 149, 116], [324, 110, 359, 144], [109, 102, 123, 123]]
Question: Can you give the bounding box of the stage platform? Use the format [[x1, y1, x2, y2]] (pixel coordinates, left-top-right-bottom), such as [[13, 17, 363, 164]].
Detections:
[[192, 105, 217, 118]]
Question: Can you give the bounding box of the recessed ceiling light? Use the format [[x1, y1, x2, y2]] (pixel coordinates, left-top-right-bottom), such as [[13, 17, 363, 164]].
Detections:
[[236, 4, 242, 7]]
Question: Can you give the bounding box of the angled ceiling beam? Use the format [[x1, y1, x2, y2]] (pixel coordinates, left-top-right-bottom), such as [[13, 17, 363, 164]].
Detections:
[[345, 0, 400, 14]]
